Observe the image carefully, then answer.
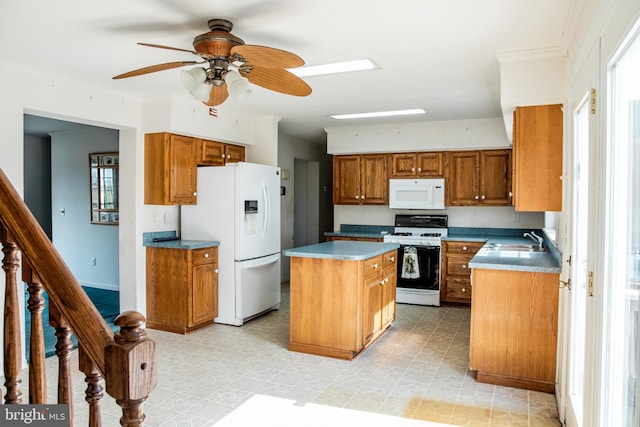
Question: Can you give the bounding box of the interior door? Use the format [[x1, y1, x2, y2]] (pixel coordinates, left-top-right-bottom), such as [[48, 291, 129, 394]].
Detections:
[[560, 40, 600, 427], [601, 21, 640, 426]]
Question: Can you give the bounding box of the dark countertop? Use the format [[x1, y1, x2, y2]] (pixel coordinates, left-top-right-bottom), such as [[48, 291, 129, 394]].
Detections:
[[283, 241, 400, 260], [142, 231, 219, 249]]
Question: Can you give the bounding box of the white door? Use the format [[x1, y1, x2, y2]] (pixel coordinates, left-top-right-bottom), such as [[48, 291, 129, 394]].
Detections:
[[601, 19, 640, 426], [561, 40, 600, 427], [234, 163, 281, 260]]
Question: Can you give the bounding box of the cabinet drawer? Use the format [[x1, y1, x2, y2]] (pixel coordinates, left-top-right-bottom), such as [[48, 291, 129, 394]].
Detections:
[[445, 279, 472, 301], [363, 255, 383, 278], [446, 254, 474, 276], [383, 250, 398, 268], [192, 247, 218, 266], [444, 241, 484, 254]]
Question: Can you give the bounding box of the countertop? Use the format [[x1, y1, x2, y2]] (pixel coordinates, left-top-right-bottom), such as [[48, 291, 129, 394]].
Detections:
[[142, 231, 219, 249], [282, 241, 400, 261]]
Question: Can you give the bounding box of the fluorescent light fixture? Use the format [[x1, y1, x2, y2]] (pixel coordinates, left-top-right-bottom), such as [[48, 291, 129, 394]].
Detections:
[[288, 59, 377, 77], [331, 109, 427, 120]]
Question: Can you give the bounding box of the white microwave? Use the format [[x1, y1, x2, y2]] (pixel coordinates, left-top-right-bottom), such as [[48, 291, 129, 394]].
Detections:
[[389, 178, 445, 210]]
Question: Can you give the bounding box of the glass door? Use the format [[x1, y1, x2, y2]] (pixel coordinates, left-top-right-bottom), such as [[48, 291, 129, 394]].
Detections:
[[603, 21, 640, 426]]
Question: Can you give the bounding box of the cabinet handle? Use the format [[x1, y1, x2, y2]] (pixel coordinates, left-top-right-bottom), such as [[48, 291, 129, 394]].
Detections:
[[462, 288, 466, 292], [373, 263, 378, 269], [481, 195, 486, 200], [508, 191, 513, 197], [215, 268, 218, 273], [390, 256, 395, 262], [463, 246, 468, 251], [222, 154, 226, 158], [418, 168, 422, 172], [474, 195, 479, 200], [193, 192, 197, 196], [380, 280, 385, 285], [462, 265, 467, 269], [204, 253, 209, 258], [411, 167, 415, 172], [355, 195, 360, 199]]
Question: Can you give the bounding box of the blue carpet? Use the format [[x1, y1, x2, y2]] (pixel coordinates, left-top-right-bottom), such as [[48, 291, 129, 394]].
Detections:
[[24, 286, 120, 359]]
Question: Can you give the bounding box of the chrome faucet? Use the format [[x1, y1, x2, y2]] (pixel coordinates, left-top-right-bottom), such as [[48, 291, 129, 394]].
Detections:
[[523, 231, 544, 249]]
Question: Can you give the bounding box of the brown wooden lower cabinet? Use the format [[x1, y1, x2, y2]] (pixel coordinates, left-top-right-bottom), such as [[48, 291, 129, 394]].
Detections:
[[146, 245, 218, 334], [288, 250, 397, 359], [440, 241, 484, 305], [470, 268, 559, 393]]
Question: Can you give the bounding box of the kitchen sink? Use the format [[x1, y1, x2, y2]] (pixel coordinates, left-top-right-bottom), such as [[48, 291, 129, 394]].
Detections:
[[483, 243, 548, 253]]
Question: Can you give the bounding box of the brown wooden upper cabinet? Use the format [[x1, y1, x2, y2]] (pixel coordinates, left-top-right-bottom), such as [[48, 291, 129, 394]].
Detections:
[[198, 139, 246, 166], [390, 152, 443, 177], [446, 149, 512, 206], [144, 132, 198, 205], [512, 104, 563, 212], [333, 154, 388, 205]]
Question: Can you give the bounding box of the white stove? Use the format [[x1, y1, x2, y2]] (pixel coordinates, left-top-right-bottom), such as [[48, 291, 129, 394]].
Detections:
[[383, 215, 448, 306]]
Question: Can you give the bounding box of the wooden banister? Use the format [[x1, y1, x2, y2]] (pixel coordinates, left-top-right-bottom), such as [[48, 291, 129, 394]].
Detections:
[[0, 168, 114, 374], [0, 167, 156, 426]]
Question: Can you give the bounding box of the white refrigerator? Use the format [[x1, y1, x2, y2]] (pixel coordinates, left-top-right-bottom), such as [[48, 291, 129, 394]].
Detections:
[[181, 162, 281, 326]]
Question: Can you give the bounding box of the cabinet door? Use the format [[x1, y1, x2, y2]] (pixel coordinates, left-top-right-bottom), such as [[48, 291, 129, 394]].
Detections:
[[381, 266, 397, 327], [417, 152, 443, 177], [363, 274, 383, 345], [390, 153, 418, 177], [168, 134, 197, 205], [360, 154, 388, 204], [225, 144, 245, 163], [447, 151, 480, 205], [199, 139, 226, 166], [480, 150, 511, 205], [191, 262, 218, 326], [333, 155, 361, 204], [513, 104, 563, 211]]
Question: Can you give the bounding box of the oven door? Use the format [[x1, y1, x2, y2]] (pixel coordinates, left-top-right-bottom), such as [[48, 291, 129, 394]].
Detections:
[[396, 245, 440, 291]]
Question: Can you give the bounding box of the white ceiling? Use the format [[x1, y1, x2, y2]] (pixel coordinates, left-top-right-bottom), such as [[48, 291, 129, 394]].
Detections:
[[4, 0, 574, 144]]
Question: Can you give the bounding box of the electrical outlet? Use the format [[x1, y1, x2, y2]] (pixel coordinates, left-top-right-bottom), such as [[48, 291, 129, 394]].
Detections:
[[513, 213, 520, 222], [471, 212, 478, 222], [91, 257, 96, 266]]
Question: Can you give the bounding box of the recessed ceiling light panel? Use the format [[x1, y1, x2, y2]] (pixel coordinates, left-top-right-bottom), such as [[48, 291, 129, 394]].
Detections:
[[288, 59, 378, 77], [331, 109, 427, 120]]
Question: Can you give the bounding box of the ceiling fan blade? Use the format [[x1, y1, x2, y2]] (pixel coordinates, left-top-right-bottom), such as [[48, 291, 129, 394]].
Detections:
[[243, 66, 312, 96], [112, 61, 198, 79], [231, 45, 305, 68], [137, 42, 202, 56], [205, 84, 229, 107]]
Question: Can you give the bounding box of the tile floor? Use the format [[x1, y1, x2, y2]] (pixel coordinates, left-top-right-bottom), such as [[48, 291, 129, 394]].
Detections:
[[26, 283, 560, 426]]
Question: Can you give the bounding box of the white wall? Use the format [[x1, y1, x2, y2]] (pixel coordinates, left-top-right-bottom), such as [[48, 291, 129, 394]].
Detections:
[[326, 117, 510, 154], [51, 128, 119, 291], [333, 205, 543, 231]]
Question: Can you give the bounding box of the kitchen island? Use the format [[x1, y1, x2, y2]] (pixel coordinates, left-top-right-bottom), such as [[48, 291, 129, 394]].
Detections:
[[283, 241, 400, 360], [468, 239, 561, 393]]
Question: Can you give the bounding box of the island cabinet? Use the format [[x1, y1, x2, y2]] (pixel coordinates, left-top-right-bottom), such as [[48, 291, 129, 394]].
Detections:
[[144, 132, 198, 205], [333, 154, 388, 205], [288, 249, 397, 359], [440, 241, 484, 305], [469, 268, 559, 393], [390, 152, 443, 177], [146, 245, 218, 334], [512, 104, 563, 212], [198, 139, 246, 166], [446, 149, 512, 206]]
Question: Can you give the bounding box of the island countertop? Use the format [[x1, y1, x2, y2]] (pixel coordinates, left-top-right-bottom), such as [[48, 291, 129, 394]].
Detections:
[[282, 241, 400, 260]]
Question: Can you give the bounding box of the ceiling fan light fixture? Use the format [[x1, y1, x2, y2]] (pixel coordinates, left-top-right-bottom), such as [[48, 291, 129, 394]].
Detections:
[[189, 81, 212, 102], [225, 70, 251, 97], [179, 67, 207, 91], [331, 109, 427, 120]]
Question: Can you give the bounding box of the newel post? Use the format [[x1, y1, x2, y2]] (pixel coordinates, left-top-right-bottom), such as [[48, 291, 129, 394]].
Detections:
[[105, 311, 157, 427]]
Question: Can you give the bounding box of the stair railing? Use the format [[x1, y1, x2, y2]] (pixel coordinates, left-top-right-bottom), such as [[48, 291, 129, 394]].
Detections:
[[0, 168, 156, 426]]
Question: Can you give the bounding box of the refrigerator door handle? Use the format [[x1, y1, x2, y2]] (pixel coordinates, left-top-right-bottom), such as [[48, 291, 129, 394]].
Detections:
[[261, 179, 270, 240], [243, 255, 280, 269]]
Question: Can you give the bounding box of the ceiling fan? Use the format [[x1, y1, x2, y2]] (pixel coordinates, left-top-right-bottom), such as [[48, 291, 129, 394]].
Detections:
[[113, 18, 312, 106]]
